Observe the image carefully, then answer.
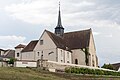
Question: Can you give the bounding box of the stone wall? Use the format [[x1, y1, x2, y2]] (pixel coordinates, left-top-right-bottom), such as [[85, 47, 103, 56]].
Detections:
[[38, 60, 116, 72]]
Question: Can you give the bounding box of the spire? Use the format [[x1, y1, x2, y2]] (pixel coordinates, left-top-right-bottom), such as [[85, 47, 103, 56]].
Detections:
[[57, 1, 63, 27], [55, 1, 64, 37]]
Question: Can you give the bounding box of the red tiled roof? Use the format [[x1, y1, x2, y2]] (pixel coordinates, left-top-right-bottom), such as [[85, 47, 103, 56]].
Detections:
[[15, 44, 26, 49]]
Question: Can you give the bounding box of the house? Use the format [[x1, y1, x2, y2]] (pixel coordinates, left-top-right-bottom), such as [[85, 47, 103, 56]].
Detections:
[[0, 49, 15, 67], [15, 44, 26, 60], [14, 3, 98, 68], [112, 63, 120, 71]]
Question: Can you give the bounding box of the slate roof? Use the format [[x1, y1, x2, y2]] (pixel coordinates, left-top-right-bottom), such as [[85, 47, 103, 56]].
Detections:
[[4, 50, 15, 58], [15, 44, 26, 49], [64, 29, 91, 49], [21, 40, 38, 52], [46, 29, 91, 50], [112, 63, 120, 71]]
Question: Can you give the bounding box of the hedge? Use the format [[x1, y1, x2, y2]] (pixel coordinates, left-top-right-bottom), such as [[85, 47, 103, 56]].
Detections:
[[65, 67, 120, 76]]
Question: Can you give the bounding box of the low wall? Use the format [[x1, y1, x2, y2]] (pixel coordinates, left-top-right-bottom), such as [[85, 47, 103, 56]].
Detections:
[[41, 60, 116, 72], [15, 61, 37, 67]]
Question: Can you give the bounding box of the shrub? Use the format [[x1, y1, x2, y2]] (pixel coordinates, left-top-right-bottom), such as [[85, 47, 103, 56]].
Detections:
[[65, 67, 120, 76]]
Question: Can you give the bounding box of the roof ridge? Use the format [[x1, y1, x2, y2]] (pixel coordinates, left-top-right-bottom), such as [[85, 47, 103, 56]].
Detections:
[[31, 40, 39, 42], [64, 28, 91, 34]]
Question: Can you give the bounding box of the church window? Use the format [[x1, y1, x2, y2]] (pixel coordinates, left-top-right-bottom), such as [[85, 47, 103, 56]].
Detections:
[[38, 52, 39, 56], [61, 50, 63, 56], [67, 52, 69, 58], [40, 40, 43, 45], [75, 59, 78, 64], [67, 61, 69, 63], [17, 53, 19, 57], [92, 60, 95, 67]]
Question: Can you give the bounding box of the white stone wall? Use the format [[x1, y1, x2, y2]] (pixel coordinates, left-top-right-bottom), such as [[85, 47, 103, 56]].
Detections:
[[57, 48, 72, 64], [71, 49, 86, 65], [42, 61, 115, 72], [88, 31, 97, 67], [34, 31, 57, 62], [21, 51, 35, 61], [35, 49, 57, 61], [15, 61, 37, 67]]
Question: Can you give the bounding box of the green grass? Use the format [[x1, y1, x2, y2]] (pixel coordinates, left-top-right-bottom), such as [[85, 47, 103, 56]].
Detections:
[[0, 67, 119, 80]]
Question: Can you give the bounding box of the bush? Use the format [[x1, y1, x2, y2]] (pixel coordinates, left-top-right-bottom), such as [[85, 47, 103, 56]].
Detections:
[[65, 67, 120, 76], [8, 58, 16, 64]]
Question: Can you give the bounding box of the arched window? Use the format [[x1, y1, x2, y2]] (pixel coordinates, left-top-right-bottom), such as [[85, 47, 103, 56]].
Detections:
[[75, 59, 78, 64]]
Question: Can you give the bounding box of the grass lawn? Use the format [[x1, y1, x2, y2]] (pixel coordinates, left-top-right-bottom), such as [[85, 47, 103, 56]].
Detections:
[[0, 67, 119, 80]]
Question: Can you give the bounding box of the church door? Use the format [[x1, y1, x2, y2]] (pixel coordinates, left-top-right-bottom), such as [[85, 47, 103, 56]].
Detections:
[[75, 59, 78, 64]]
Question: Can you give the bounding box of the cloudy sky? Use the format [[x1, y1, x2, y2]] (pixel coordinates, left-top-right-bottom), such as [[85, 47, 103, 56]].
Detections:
[[0, 0, 120, 66]]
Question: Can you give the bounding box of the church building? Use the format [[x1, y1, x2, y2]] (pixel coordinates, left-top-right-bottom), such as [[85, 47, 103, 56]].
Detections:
[[15, 3, 98, 67]]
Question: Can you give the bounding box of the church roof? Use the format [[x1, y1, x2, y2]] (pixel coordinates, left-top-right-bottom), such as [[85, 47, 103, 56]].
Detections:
[[64, 29, 91, 49], [46, 29, 91, 50], [15, 44, 26, 49], [21, 40, 38, 52]]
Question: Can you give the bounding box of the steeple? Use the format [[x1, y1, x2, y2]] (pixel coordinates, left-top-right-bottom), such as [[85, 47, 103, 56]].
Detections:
[[55, 1, 64, 37]]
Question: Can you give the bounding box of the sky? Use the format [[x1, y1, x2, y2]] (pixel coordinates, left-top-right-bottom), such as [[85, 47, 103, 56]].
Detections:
[[0, 0, 120, 66]]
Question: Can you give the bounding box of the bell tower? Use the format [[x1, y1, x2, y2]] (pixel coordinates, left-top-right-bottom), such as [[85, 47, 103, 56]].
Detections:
[[55, 2, 64, 37]]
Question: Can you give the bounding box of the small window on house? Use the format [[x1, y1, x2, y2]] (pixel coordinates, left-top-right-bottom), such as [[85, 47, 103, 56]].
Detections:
[[75, 59, 78, 65], [17, 53, 19, 57], [40, 40, 43, 45], [38, 52, 39, 56]]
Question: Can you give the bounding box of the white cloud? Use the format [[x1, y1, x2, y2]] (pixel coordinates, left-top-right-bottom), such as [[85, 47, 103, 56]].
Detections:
[[4, 0, 58, 25], [93, 32, 100, 36], [105, 34, 113, 38], [0, 35, 26, 49], [4, 0, 120, 29]]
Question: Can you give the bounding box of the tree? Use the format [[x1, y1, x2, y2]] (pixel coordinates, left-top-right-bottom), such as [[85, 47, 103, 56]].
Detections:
[[101, 63, 114, 70], [8, 58, 16, 65]]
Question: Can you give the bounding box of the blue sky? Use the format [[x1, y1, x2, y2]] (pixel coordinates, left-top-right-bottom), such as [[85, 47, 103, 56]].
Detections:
[[0, 0, 120, 66]]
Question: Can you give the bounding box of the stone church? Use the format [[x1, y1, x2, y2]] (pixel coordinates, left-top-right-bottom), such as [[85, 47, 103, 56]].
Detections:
[[15, 3, 98, 67]]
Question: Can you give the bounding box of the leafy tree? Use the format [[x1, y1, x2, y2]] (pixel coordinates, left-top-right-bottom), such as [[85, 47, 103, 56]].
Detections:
[[101, 63, 114, 70], [8, 58, 16, 65]]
